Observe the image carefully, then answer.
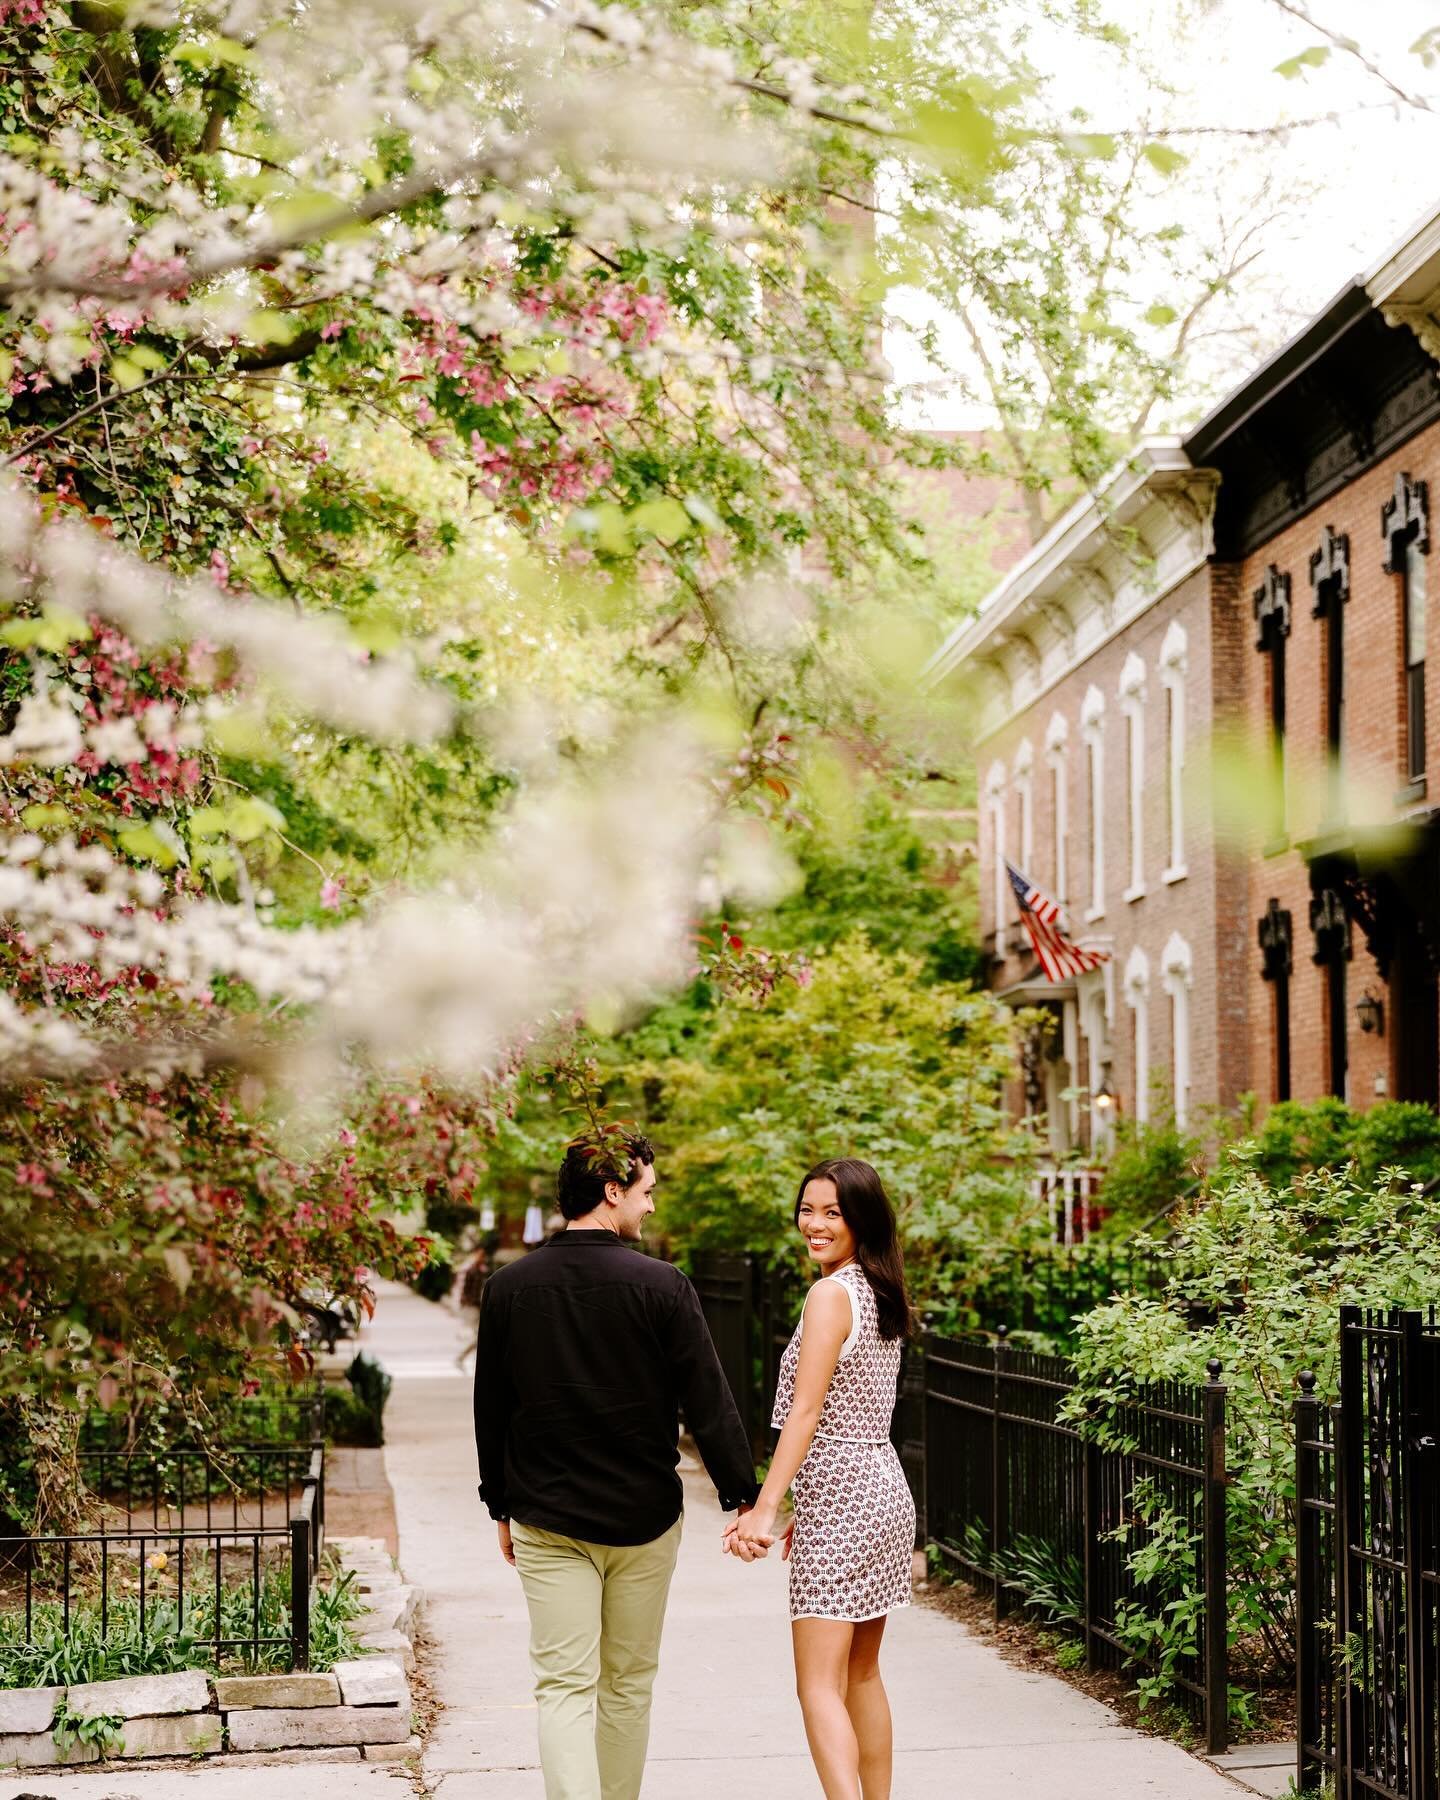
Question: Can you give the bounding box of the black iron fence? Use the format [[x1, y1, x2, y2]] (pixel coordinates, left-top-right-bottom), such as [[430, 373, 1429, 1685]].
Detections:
[[691, 1252, 1228, 1753], [923, 1328, 1227, 1753], [0, 1443, 325, 1672], [1296, 1305, 1440, 1800]]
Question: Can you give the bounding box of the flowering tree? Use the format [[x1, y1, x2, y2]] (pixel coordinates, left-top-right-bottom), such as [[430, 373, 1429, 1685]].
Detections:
[[0, 0, 1227, 1505]]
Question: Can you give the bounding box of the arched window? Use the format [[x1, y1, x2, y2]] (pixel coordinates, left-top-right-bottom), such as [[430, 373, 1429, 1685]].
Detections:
[[1081, 685, 1106, 920], [1159, 622, 1188, 882], [1123, 945, 1151, 1125], [1162, 932, 1194, 1127], [1045, 711, 1069, 904], [1119, 653, 1146, 902]]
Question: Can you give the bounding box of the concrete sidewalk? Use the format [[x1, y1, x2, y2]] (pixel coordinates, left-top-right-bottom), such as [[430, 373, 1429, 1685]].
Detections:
[[371, 1280, 1244, 1800]]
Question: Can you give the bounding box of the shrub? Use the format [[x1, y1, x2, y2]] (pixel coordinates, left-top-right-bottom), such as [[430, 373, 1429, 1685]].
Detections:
[[413, 1257, 456, 1304], [325, 1354, 392, 1449], [1065, 1155, 1440, 1703]]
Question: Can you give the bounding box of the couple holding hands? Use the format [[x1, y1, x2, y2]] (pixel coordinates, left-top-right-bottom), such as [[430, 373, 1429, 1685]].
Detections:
[[474, 1145, 915, 1800]]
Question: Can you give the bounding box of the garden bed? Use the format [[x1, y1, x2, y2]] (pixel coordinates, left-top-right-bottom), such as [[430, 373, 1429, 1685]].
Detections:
[[0, 1536, 422, 1770]]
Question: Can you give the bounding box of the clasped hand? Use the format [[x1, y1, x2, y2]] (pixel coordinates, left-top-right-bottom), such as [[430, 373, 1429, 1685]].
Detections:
[[721, 1502, 792, 1563]]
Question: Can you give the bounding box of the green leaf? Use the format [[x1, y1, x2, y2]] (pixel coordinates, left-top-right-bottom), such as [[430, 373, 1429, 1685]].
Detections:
[[243, 309, 304, 347], [172, 36, 254, 70], [1141, 143, 1188, 176], [21, 802, 71, 830], [1067, 134, 1119, 160], [0, 605, 89, 652], [1274, 45, 1331, 78], [188, 797, 285, 843], [117, 821, 185, 869], [109, 355, 145, 392], [574, 502, 630, 556], [629, 497, 692, 545], [191, 843, 237, 883], [1144, 303, 1180, 328], [910, 91, 1001, 177]]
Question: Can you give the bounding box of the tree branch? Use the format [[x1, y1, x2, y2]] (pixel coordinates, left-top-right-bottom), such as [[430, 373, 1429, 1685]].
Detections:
[[1264, 0, 1433, 112]]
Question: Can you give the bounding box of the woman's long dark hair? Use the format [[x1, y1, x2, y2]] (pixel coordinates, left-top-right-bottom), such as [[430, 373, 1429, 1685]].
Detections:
[[794, 1157, 915, 1342]]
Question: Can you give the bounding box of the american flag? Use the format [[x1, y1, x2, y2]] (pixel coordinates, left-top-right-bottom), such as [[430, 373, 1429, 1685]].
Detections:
[[1005, 863, 1110, 983]]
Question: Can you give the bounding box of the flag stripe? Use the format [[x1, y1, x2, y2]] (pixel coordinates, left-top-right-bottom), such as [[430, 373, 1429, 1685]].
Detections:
[[1004, 862, 1110, 983]]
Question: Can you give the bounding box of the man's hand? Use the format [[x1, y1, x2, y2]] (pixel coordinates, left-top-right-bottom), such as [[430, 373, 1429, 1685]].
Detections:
[[497, 1520, 515, 1566]]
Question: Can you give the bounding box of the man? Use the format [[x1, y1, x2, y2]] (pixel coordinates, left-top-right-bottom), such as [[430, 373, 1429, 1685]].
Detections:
[[473, 1133, 758, 1800]]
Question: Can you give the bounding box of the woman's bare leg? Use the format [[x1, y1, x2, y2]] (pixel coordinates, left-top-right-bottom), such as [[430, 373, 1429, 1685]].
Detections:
[[844, 1617, 892, 1800], [792, 1618, 861, 1800]]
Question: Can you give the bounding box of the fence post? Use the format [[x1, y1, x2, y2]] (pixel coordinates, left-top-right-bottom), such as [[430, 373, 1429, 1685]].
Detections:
[[992, 1325, 1007, 1625], [1295, 1370, 1321, 1796], [290, 1514, 311, 1671], [1082, 1419, 1100, 1673], [1202, 1357, 1228, 1756], [1337, 1304, 1363, 1800], [1400, 1310, 1433, 1800]]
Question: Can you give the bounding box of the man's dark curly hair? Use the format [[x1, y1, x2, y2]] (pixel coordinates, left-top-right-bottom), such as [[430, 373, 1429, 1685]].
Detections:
[[555, 1131, 655, 1221]]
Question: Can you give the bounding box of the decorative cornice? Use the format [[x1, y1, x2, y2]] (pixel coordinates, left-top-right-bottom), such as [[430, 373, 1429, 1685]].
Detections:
[[925, 441, 1215, 741], [1382, 301, 1440, 365]]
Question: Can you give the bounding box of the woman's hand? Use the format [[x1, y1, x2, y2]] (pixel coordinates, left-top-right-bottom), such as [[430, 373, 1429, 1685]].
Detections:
[[780, 1517, 796, 1561], [727, 1501, 778, 1561]]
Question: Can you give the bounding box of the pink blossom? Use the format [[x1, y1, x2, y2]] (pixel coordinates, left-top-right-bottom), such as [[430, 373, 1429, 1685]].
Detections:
[[319, 877, 344, 911], [209, 549, 230, 588], [320, 320, 347, 341]]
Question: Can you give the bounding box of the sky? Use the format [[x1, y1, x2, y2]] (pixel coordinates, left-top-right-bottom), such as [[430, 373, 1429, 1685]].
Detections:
[[887, 0, 1440, 429]]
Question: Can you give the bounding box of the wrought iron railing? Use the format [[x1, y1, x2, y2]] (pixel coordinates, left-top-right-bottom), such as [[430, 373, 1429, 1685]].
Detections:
[[0, 1444, 324, 1672], [1295, 1305, 1440, 1800], [922, 1328, 1227, 1753]]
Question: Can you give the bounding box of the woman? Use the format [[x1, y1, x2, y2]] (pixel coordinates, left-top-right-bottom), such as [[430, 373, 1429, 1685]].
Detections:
[[724, 1157, 916, 1800]]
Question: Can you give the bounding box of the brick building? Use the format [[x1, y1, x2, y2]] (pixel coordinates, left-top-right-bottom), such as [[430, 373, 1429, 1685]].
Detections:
[[931, 207, 1440, 1150]]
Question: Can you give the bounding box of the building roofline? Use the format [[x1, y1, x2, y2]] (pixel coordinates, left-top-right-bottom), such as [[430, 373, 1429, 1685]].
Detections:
[[1182, 282, 1368, 463], [923, 438, 1191, 686], [1364, 198, 1440, 305]]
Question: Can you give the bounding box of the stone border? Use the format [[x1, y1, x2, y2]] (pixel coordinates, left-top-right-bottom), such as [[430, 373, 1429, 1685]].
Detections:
[[0, 1535, 423, 1771]]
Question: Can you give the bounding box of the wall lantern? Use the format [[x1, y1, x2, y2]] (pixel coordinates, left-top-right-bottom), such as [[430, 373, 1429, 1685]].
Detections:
[[1356, 992, 1385, 1037], [1093, 1071, 1117, 1115]]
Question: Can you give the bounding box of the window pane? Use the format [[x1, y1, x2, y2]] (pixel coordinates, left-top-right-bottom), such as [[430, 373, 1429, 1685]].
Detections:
[[1407, 537, 1427, 668]]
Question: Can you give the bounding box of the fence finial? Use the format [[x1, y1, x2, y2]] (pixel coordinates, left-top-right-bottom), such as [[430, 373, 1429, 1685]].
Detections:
[[995, 1323, 1009, 1346], [1205, 1357, 1222, 1383], [1298, 1368, 1317, 1394]]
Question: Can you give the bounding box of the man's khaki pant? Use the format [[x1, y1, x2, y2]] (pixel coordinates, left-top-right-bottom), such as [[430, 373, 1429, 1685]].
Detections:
[[511, 1515, 683, 1800]]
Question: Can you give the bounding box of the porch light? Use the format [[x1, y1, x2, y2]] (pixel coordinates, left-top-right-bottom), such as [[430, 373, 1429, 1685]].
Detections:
[[1093, 1074, 1117, 1114], [1356, 992, 1385, 1037]]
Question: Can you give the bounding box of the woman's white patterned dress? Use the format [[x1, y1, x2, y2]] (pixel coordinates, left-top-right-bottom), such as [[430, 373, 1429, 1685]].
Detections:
[[770, 1261, 915, 1623]]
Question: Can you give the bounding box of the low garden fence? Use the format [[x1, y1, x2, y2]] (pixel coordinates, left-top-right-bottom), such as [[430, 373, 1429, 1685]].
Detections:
[[0, 1442, 326, 1676], [691, 1252, 1228, 1754]]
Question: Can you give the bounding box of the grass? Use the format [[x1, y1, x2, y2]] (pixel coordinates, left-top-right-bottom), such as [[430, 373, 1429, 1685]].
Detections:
[[0, 1554, 365, 1689]]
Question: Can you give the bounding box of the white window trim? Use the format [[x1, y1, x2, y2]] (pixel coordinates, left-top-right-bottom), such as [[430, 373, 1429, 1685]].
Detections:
[[1045, 712, 1069, 906], [1119, 653, 1147, 904], [1081, 685, 1105, 922], [986, 760, 1008, 954], [1159, 622, 1189, 884], [1162, 932, 1194, 1128], [1014, 738, 1035, 878], [1123, 945, 1151, 1125], [1081, 970, 1114, 1155]]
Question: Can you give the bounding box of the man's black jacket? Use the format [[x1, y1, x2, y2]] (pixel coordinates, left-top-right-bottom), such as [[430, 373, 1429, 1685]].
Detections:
[[473, 1231, 759, 1546]]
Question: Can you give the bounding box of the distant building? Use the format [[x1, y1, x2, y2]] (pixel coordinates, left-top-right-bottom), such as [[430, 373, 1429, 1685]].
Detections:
[[930, 205, 1440, 1153]]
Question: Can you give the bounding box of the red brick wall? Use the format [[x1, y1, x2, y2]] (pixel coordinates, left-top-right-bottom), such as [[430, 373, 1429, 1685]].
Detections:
[[977, 563, 1233, 1126], [1229, 417, 1440, 1116]]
